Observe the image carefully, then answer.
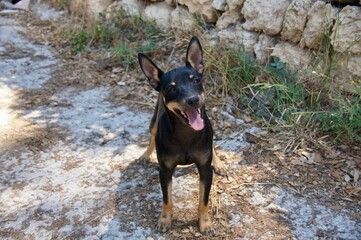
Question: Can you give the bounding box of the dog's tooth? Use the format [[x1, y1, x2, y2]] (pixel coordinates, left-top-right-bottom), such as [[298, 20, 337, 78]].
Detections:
[[181, 111, 187, 119]]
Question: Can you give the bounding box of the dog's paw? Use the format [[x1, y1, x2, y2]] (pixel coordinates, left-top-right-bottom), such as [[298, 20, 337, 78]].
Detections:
[[157, 220, 171, 233], [199, 216, 214, 235], [157, 213, 171, 232], [138, 153, 151, 162]]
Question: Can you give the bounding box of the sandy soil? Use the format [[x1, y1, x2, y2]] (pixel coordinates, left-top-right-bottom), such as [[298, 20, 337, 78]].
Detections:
[[0, 4, 360, 240]]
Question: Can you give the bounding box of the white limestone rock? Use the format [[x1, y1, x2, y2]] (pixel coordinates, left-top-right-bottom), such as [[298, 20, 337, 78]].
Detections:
[[346, 56, 361, 78], [178, 0, 218, 23], [144, 2, 174, 30], [334, 55, 361, 93], [338, 55, 361, 78], [281, 0, 316, 44], [242, 0, 292, 35], [226, 0, 245, 11], [71, 0, 113, 20], [216, 0, 245, 29], [212, 0, 226, 11], [216, 9, 242, 29], [218, 26, 258, 52], [299, 1, 338, 49], [171, 6, 196, 30], [271, 42, 311, 70], [254, 34, 277, 64], [105, 0, 144, 17], [331, 6, 361, 54], [165, 0, 177, 6]]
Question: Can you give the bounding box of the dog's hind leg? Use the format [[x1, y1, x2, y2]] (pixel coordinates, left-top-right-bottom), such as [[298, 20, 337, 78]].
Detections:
[[139, 99, 159, 161], [139, 122, 156, 161], [212, 145, 227, 176]]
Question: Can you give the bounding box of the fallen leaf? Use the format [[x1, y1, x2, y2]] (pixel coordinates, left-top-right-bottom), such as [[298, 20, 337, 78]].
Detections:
[[242, 114, 252, 123], [352, 169, 360, 183], [267, 144, 282, 151], [244, 132, 260, 143], [328, 204, 343, 210], [330, 170, 341, 179], [315, 229, 325, 237], [326, 159, 340, 165], [291, 157, 306, 166]]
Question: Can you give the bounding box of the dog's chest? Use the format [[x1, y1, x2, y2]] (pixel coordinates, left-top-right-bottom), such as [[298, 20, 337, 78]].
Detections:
[[162, 144, 211, 167]]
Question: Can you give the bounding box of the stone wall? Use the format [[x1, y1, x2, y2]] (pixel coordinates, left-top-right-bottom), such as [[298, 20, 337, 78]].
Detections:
[[68, 0, 361, 92]]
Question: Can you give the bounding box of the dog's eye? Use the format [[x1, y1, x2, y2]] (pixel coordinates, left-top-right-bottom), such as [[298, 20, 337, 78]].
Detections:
[[193, 78, 201, 85], [166, 85, 176, 93]]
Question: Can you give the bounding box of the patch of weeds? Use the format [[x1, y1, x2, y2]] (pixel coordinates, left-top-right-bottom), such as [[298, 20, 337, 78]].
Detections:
[[316, 97, 361, 143], [204, 37, 360, 144], [204, 44, 262, 97], [228, 49, 260, 86], [58, 0, 70, 12], [113, 40, 136, 67], [88, 13, 114, 49], [45, 0, 70, 12], [62, 9, 163, 58], [268, 58, 309, 109], [68, 29, 90, 54], [194, 14, 207, 31]]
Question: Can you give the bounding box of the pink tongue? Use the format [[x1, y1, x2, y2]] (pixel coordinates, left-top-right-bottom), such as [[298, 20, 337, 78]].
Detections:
[[185, 109, 204, 131]]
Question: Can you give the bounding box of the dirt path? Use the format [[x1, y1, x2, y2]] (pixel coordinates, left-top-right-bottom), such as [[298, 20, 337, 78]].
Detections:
[[0, 5, 360, 240]]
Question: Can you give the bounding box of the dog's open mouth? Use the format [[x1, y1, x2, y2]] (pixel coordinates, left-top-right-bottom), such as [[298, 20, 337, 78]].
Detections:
[[177, 108, 204, 131]]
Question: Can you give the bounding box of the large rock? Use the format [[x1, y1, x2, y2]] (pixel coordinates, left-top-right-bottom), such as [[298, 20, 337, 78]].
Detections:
[[144, 2, 174, 30], [212, 0, 226, 11], [331, 6, 361, 54], [171, 6, 196, 30], [254, 34, 277, 64], [334, 55, 361, 93], [217, 25, 258, 52], [226, 0, 245, 11], [299, 1, 338, 49], [271, 42, 311, 70], [165, 0, 177, 5], [178, 0, 218, 23], [105, 0, 144, 17], [71, 0, 113, 20], [242, 0, 292, 35], [338, 55, 361, 78], [281, 0, 316, 44], [216, 0, 245, 29], [216, 9, 242, 29], [347, 56, 361, 78]]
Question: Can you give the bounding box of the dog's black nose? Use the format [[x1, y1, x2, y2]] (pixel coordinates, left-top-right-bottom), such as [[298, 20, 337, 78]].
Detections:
[[186, 96, 200, 106]]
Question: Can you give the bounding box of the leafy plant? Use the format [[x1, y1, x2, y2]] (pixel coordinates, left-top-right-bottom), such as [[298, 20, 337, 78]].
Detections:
[[113, 40, 136, 66], [317, 98, 361, 143], [69, 29, 90, 54], [62, 9, 163, 57]]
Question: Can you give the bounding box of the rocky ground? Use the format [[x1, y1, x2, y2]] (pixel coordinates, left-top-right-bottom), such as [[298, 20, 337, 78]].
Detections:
[[0, 3, 360, 240]]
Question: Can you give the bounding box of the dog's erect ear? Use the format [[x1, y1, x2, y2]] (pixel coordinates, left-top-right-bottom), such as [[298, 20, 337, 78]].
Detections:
[[186, 36, 204, 74], [138, 53, 163, 91]]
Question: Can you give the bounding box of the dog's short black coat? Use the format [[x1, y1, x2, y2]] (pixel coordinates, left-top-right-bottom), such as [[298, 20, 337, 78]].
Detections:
[[138, 36, 226, 234]]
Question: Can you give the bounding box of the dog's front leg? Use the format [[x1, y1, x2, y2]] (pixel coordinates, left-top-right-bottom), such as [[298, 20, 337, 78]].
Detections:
[[157, 165, 175, 232], [197, 161, 213, 234]]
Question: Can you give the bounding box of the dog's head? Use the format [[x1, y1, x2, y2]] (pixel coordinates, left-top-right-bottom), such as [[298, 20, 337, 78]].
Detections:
[[138, 36, 206, 131]]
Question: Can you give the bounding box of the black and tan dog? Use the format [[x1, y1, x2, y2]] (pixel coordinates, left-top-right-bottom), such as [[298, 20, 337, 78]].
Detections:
[[138, 36, 226, 233]]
